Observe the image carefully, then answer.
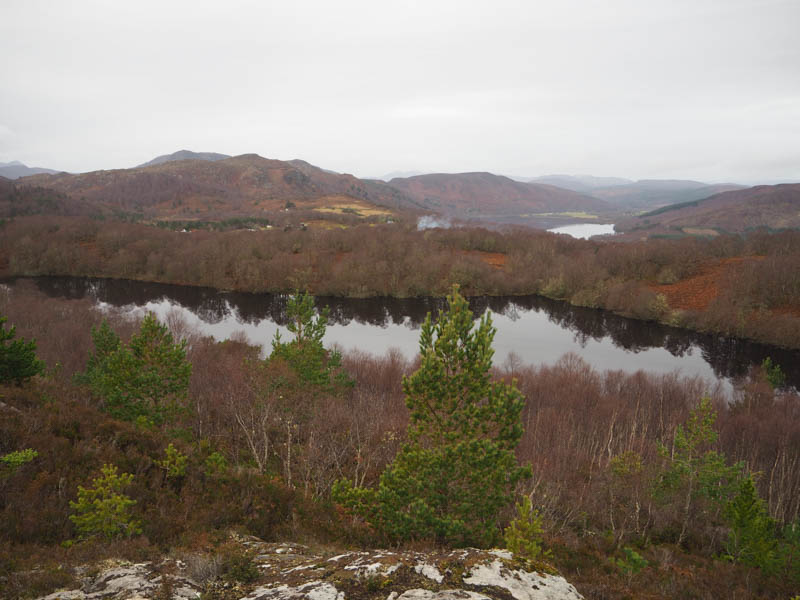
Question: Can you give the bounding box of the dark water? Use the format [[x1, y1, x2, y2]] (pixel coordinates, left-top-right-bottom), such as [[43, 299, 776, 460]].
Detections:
[[8, 276, 800, 392]]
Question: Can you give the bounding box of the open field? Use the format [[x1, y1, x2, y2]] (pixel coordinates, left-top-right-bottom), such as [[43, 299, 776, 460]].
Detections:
[[311, 196, 395, 218]]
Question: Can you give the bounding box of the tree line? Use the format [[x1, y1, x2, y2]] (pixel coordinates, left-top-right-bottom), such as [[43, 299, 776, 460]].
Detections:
[[2, 215, 799, 348]]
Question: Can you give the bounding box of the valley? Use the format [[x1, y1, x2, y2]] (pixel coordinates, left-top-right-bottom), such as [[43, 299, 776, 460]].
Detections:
[[2, 150, 799, 600]]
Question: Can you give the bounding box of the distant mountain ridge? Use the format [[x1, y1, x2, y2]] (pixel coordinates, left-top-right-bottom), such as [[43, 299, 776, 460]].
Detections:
[[589, 180, 745, 210], [616, 183, 800, 236], [529, 174, 633, 192], [385, 172, 612, 224], [523, 174, 745, 210], [13, 152, 797, 233], [136, 150, 231, 168], [0, 161, 62, 179], [21, 153, 424, 219], [374, 170, 429, 181]]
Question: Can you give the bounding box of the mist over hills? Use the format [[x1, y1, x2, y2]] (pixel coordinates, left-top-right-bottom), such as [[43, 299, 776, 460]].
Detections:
[[524, 175, 745, 211], [589, 180, 745, 211], [373, 170, 428, 181], [529, 174, 634, 192]]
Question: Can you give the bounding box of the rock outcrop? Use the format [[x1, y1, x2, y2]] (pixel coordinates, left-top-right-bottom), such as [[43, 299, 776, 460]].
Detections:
[[37, 560, 201, 600], [38, 536, 583, 600]]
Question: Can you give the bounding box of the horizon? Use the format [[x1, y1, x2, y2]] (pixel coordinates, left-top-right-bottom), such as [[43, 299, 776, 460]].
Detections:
[[4, 149, 798, 187], [1, 1, 798, 184]]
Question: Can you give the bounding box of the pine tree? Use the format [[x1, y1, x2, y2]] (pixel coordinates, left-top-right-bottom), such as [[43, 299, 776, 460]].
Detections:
[[0, 315, 45, 385], [335, 286, 529, 547], [270, 292, 349, 390], [724, 476, 779, 573], [82, 314, 191, 424], [69, 464, 141, 540]]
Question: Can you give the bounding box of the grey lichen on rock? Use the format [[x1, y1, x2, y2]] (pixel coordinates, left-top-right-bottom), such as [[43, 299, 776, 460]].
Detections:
[[36, 535, 582, 600], [36, 561, 202, 600]]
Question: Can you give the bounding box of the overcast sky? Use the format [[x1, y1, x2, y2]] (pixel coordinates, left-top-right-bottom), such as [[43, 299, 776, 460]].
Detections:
[[1, 0, 798, 183]]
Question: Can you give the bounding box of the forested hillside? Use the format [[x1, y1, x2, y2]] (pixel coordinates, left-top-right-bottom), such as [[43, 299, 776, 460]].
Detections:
[[617, 183, 800, 237]]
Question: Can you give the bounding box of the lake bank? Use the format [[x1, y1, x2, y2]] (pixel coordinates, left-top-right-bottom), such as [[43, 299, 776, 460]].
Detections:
[[7, 276, 799, 392]]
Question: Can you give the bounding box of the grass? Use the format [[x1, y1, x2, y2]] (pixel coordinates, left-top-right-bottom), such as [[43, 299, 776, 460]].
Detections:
[[682, 228, 719, 237], [313, 201, 393, 218]]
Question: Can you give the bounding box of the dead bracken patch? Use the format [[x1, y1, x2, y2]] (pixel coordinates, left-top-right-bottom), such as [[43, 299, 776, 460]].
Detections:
[[459, 251, 508, 269], [649, 256, 764, 311]]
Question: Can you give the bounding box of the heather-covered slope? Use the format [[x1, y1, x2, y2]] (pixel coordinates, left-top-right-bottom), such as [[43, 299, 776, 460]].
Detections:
[[22, 154, 423, 220], [386, 172, 612, 224], [617, 183, 800, 236], [0, 177, 93, 218]]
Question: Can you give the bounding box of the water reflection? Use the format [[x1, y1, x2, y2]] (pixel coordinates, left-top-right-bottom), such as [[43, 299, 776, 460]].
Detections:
[[16, 276, 800, 389], [547, 223, 617, 239]]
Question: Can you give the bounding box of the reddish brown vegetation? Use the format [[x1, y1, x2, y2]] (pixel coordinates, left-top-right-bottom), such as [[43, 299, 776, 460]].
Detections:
[[650, 256, 764, 311], [387, 172, 611, 220], [618, 183, 800, 236], [459, 250, 507, 269], [18, 155, 423, 221], [2, 216, 800, 348]]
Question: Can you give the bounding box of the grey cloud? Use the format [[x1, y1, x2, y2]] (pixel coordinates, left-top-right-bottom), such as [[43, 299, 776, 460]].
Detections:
[[0, 0, 797, 183]]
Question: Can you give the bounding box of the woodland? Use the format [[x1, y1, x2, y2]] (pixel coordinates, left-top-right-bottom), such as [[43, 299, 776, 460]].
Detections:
[[1, 275, 799, 599], [1, 215, 800, 348]]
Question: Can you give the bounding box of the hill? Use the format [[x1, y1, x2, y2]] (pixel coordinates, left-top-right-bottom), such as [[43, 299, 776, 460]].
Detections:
[[136, 149, 231, 168], [385, 172, 612, 226], [0, 161, 61, 179], [21, 154, 424, 222], [0, 176, 93, 218], [374, 169, 428, 181], [529, 174, 633, 192], [616, 183, 800, 237], [588, 179, 745, 211], [524, 175, 745, 211]]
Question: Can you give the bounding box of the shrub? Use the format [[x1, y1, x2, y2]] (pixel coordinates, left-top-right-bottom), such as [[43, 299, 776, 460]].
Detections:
[[724, 476, 779, 573], [81, 314, 191, 424], [221, 547, 259, 584], [158, 443, 188, 479], [656, 398, 744, 546], [504, 496, 550, 562], [204, 451, 228, 477], [761, 357, 786, 389], [0, 315, 45, 385], [0, 448, 38, 475], [611, 546, 649, 582], [68, 464, 142, 540]]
